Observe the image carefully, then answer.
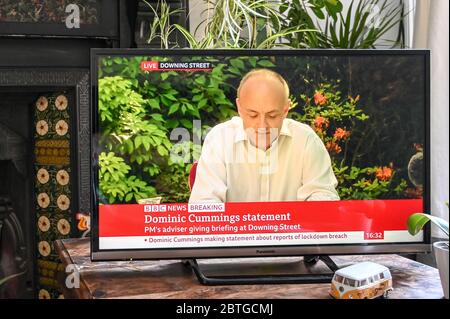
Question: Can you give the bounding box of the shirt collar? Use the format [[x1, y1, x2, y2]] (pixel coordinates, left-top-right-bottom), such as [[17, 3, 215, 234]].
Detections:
[[233, 116, 292, 144]]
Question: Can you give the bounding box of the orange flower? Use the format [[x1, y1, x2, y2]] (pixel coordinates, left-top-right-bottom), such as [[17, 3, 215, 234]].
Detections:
[[334, 128, 351, 140], [314, 91, 327, 105], [375, 166, 393, 181], [313, 116, 329, 128], [325, 141, 342, 154]]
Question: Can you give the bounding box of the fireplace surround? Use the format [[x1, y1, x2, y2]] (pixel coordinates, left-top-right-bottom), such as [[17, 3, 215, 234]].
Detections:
[[0, 71, 90, 298], [0, 0, 190, 299]]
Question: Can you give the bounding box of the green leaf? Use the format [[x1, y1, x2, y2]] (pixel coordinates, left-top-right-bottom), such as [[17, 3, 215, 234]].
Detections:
[[161, 72, 170, 81], [134, 136, 142, 149], [185, 102, 195, 111], [407, 213, 449, 237], [324, 0, 342, 19], [150, 113, 164, 122], [162, 139, 172, 149], [157, 145, 168, 156], [180, 119, 193, 128], [125, 193, 134, 202], [151, 136, 162, 146], [219, 107, 228, 118], [166, 119, 179, 128], [257, 60, 275, 67], [228, 67, 241, 75], [312, 7, 325, 20], [326, 0, 339, 6], [168, 103, 180, 115], [148, 99, 160, 110], [0, 271, 26, 287], [195, 76, 206, 85], [142, 137, 151, 151], [164, 94, 178, 101], [248, 57, 257, 68], [160, 95, 171, 106], [192, 94, 203, 102], [124, 139, 134, 153], [198, 99, 208, 108], [230, 59, 245, 70], [159, 82, 171, 90], [190, 107, 200, 119]]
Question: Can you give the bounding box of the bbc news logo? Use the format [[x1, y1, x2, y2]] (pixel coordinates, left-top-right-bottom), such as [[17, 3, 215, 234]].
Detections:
[[144, 205, 167, 213]]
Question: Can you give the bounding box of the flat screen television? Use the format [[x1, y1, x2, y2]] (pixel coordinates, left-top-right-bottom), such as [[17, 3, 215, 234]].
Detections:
[[90, 49, 430, 282]]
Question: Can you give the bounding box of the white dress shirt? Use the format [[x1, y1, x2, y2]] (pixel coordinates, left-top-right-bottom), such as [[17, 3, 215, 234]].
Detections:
[[189, 116, 339, 203]]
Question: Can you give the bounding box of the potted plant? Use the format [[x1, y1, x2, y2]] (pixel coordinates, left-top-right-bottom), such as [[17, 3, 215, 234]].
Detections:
[[0, 272, 26, 287], [407, 207, 449, 299]]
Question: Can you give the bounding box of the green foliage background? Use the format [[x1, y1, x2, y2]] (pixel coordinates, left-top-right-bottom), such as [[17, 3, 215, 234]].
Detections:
[[98, 55, 277, 203], [97, 54, 423, 204]]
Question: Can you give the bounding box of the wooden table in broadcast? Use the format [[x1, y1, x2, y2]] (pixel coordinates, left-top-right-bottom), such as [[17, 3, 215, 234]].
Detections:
[[54, 238, 444, 299]]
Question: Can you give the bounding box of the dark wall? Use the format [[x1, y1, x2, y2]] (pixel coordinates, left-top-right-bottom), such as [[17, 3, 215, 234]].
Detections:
[[0, 90, 36, 298], [0, 0, 140, 68], [0, 38, 114, 68]]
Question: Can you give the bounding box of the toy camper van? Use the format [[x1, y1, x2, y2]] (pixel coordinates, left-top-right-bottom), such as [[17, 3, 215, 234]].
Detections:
[[330, 261, 393, 299]]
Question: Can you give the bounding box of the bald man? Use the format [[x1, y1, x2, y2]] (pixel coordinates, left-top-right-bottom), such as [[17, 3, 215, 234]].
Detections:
[[189, 68, 339, 203]]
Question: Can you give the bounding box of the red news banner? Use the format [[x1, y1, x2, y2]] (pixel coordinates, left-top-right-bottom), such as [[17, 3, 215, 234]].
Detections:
[[99, 199, 423, 249]]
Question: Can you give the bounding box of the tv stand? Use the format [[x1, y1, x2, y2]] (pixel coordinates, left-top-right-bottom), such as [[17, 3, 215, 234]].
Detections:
[[304, 255, 339, 270], [184, 255, 339, 285]]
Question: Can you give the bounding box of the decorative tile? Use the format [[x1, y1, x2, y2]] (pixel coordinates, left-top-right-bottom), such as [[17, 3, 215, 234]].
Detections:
[[56, 169, 70, 186], [37, 215, 51, 232], [36, 168, 50, 184], [34, 92, 74, 298], [35, 140, 70, 166], [38, 288, 51, 299], [55, 95, 68, 111], [55, 119, 69, 136], [36, 96, 48, 112]]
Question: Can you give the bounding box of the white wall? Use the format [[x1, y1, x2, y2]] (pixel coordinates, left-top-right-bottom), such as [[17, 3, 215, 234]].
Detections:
[[413, 0, 449, 236], [316, 0, 403, 48], [188, 0, 209, 41]]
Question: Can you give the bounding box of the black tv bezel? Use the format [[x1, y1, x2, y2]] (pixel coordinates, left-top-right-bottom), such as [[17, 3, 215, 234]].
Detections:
[[90, 48, 431, 261]]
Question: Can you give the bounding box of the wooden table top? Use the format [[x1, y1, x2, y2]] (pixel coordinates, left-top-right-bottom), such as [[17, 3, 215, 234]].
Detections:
[[55, 238, 444, 299]]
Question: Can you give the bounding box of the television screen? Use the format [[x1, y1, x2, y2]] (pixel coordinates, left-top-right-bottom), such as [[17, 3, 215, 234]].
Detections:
[[90, 49, 430, 261]]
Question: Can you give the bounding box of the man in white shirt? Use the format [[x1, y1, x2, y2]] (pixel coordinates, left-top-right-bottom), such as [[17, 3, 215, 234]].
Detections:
[[189, 68, 339, 203]]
